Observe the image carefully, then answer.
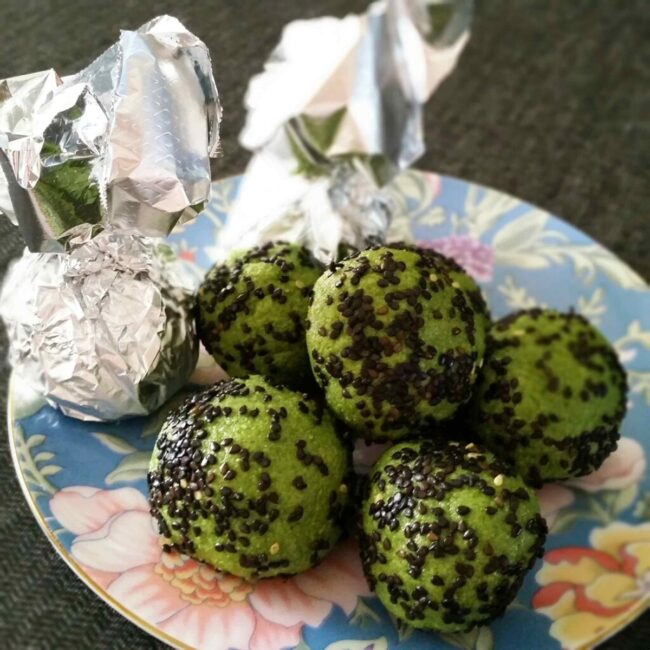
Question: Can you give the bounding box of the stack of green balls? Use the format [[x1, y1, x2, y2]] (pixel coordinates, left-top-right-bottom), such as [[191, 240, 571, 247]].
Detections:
[[148, 239, 627, 635]]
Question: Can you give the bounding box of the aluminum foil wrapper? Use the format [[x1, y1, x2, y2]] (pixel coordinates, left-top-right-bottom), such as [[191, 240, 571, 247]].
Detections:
[[0, 15, 221, 252], [0, 228, 199, 421], [220, 0, 472, 263]]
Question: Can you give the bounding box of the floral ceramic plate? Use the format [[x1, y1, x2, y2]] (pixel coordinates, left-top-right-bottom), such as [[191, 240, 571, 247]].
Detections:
[[9, 171, 650, 650]]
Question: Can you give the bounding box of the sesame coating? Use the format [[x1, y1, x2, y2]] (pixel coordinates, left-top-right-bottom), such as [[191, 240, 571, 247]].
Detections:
[[424, 248, 491, 360], [360, 440, 546, 632], [197, 242, 323, 387], [306, 244, 489, 441], [147, 376, 351, 580], [469, 309, 627, 486]]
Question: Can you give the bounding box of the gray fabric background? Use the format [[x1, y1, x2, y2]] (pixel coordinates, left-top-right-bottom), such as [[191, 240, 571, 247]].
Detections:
[[0, 1, 648, 648]]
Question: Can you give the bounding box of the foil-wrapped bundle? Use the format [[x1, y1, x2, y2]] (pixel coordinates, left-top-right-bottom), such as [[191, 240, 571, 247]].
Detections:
[[0, 15, 221, 253], [0, 15, 220, 420], [220, 0, 472, 262], [0, 229, 198, 421]]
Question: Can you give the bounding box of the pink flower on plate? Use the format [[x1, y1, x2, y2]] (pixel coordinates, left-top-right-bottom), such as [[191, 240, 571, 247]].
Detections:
[[190, 344, 229, 386], [420, 172, 441, 200], [353, 440, 392, 475], [50, 487, 371, 650], [420, 235, 494, 282], [537, 484, 575, 529], [176, 240, 198, 264], [567, 437, 646, 494]]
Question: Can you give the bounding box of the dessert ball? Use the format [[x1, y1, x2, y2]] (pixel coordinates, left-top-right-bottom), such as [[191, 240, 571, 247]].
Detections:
[[0, 232, 198, 421], [197, 242, 323, 387], [360, 440, 546, 632], [306, 244, 488, 440], [422, 248, 491, 358], [469, 309, 627, 486], [148, 376, 350, 579]]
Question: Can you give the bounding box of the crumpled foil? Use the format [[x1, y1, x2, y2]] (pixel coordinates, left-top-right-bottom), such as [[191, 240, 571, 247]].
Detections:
[[0, 228, 199, 421], [0, 15, 221, 253], [219, 0, 472, 263]]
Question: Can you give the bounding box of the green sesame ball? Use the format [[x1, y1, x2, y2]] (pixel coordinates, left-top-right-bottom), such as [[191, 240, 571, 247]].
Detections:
[[360, 439, 546, 632], [306, 244, 488, 441], [197, 242, 323, 387], [148, 376, 351, 580], [469, 309, 627, 486], [425, 249, 491, 359]]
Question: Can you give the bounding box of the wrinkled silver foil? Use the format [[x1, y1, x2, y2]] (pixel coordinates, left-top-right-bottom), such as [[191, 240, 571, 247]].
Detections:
[[220, 0, 471, 262], [0, 228, 199, 421], [0, 15, 221, 252]]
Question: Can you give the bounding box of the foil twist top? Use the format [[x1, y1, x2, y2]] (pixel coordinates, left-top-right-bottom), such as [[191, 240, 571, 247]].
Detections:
[[221, 0, 471, 262], [0, 15, 221, 252]]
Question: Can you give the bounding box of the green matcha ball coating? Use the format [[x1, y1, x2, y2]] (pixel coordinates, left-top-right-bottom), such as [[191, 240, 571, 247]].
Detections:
[[148, 376, 351, 579], [360, 439, 546, 632], [424, 249, 492, 359], [197, 242, 323, 387], [469, 309, 627, 486], [306, 244, 488, 441]]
